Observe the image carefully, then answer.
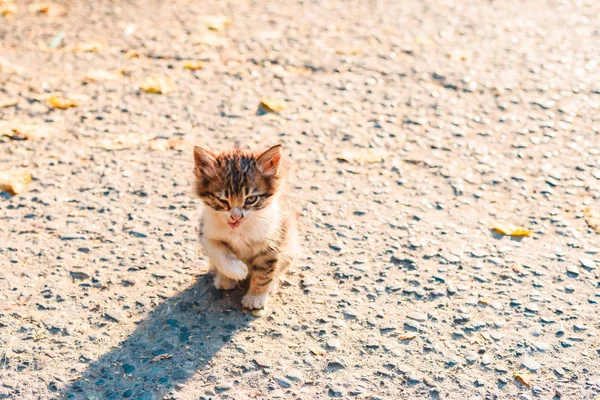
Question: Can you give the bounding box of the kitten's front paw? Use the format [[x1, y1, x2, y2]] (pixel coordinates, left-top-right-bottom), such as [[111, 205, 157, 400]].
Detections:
[[220, 258, 249, 281], [214, 271, 237, 290], [241, 293, 269, 310]]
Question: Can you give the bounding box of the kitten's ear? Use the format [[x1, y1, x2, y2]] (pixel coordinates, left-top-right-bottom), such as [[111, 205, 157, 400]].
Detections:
[[257, 145, 282, 176], [193, 146, 217, 177]]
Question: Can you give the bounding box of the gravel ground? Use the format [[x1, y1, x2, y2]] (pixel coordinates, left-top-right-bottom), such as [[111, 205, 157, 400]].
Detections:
[[1, 0, 600, 399]]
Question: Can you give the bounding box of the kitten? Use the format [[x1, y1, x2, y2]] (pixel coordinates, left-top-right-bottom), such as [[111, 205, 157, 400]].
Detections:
[[193, 144, 298, 310]]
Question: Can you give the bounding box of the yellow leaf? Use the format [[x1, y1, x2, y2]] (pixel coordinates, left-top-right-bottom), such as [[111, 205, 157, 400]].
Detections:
[[584, 207, 600, 234], [0, 122, 54, 140], [148, 138, 186, 151], [514, 370, 532, 386], [47, 96, 77, 109], [0, 169, 32, 195], [0, 3, 17, 16], [335, 47, 363, 55], [139, 76, 176, 94], [183, 60, 204, 71], [84, 69, 119, 82], [200, 15, 231, 31], [397, 333, 417, 341], [491, 221, 532, 237], [336, 148, 389, 165], [93, 133, 153, 151], [259, 97, 285, 113]]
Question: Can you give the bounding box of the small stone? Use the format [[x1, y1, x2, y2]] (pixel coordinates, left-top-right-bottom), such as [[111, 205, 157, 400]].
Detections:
[[327, 339, 341, 350], [532, 341, 549, 351], [404, 320, 421, 331], [285, 368, 303, 382], [481, 355, 491, 365], [525, 304, 539, 313], [105, 310, 123, 322], [522, 357, 541, 372], [407, 311, 427, 322], [579, 258, 596, 270], [122, 363, 135, 374], [215, 383, 232, 392], [254, 357, 271, 368], [274, 377, 292, 388], [465, 352, 478, 363], [329, 385, 344, 397], [61, 233, 88, 240], [566, 265, 579, 276]]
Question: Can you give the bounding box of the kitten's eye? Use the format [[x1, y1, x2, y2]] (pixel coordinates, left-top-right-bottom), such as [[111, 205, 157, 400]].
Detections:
[[245, 195, 259, 205]]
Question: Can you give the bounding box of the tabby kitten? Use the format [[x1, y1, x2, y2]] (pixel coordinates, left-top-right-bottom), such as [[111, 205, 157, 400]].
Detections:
[[193, 144, 298, 310]]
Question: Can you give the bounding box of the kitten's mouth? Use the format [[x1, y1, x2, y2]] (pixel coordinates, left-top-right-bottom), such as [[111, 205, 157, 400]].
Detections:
[[227, 220, 242, 230]]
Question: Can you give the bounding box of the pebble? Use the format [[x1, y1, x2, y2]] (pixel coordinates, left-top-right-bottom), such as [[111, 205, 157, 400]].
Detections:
[[407, 312, 427, 322], [105, 310, 123, 322], [215, 383, 232, 392], [465, 352, 478, 363], [286, 368, 303, 382], [522, 357, 541, 372], [579, 258, 596, 269], [566, 265, 580, 275], [327, 339, 341, 350], [254, 357, 272, 368]]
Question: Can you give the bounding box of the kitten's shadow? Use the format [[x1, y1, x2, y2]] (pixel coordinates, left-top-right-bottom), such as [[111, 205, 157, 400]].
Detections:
[[59, 274, 254, 400]]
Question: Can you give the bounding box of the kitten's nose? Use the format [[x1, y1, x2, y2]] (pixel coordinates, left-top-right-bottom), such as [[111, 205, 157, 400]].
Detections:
[[230, 208, 243, 221]]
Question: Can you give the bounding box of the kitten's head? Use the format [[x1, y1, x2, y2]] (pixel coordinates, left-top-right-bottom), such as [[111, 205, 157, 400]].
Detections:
[[193, 145, 284, 229]]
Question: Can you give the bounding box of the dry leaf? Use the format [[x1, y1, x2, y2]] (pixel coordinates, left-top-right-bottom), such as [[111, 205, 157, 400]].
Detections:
[[183, 60, 204, 71], [139, 76, 176, 94], [200, 15, 231, 31], [0, 2, 17, 16], [336, 148, 389, 165], [192, 32, 229, 47], [84, 69, 119, 82], [514, 370, 532, 386], [28, 2, 65, 16], [259, 97, 285, 113], [0, 96, 19, 108], [335, 47, 363, 55], [47, 95, 77, 109], [397, 333, 417, 341], [151, 354, 172, 363], [0, 169, 32, 195], [71, 41, 104, 52], [584, 207, 600, 234], [491, 221, 532, 237]]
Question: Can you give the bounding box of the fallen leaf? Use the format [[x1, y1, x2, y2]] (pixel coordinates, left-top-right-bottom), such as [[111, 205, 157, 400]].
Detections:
[[27, 2, 65, 16], [200, 15, 231, 31], [47, 95, 77, 109], [491, 221, 532, 237], [84, 69, 119, 82], [584, 207, 600, 234], [151, 354, 172, 363], [336, 148, 389, 165], [0, 96, 19, 108], [191, 32, 229, 47], [148, 138, 186, 151], [397, 333, 417, 341], [0, 2, 17, 16], [183, 60, 204, 71], [259, 97, 285, 113], [514, 370, 532, 386], [139, 76, 176, 94], [71, 41, 104, 53], [335, 47, 363, 55], [0, 169, 32, 195]]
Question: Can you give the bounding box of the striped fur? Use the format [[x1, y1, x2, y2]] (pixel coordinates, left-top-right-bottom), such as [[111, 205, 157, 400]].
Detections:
[[193, 145, 298, 310]]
